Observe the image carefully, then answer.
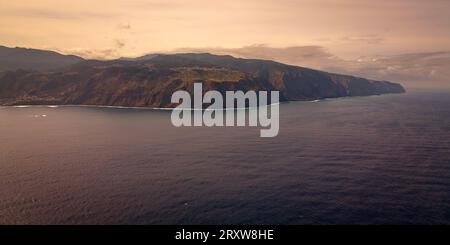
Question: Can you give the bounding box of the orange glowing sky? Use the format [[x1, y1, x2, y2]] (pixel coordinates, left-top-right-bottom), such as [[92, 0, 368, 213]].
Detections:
[[1, 0, 449, 86], [1, 0, 449, 58]]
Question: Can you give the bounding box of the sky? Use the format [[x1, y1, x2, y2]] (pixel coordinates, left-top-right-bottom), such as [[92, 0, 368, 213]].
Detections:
[[1, 0, 449, 87]]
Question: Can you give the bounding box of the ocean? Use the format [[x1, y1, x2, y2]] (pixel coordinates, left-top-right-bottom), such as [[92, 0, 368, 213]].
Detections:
[[1, 89, 450, 224]]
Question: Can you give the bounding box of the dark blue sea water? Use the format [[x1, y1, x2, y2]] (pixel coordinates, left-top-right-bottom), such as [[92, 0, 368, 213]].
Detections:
[[1, 89, 450, 224]]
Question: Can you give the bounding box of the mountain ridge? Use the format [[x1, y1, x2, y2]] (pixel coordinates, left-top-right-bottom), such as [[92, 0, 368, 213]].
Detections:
[[0, 52, 405, 108], [0, 45, 85, 72]]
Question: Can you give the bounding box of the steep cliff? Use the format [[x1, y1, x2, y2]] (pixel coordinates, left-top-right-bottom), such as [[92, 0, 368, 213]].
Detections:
[[0, 53, 405, 107]]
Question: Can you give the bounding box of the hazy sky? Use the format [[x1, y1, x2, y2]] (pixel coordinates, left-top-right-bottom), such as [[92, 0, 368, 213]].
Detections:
[[1, 0, 449, 86], [1, 0, 449, 58]]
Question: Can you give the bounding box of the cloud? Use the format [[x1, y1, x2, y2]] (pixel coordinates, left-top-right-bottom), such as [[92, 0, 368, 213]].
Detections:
[[174, 44, 339, 68], [343, 52, 450, 87], [1, 7, 116, 20], [339, 35, 384, 45], [114, 39, 126, 49], [57, 43, 450, 87], [174, 45, 450, 87], [57, 38, 128, 60], [56, 48, 119, 60], [117, 23, 131, 30]]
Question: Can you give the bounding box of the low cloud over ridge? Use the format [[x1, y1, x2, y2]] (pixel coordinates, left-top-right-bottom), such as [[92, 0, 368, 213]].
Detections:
[[175, 45, 450, 88]]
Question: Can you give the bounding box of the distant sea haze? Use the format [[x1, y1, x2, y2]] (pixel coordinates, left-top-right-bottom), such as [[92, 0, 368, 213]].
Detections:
[[1, 89, 450, 224]]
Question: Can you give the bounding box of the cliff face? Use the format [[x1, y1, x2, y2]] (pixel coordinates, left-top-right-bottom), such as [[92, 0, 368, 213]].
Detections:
[[0, 53, 405, 107]]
